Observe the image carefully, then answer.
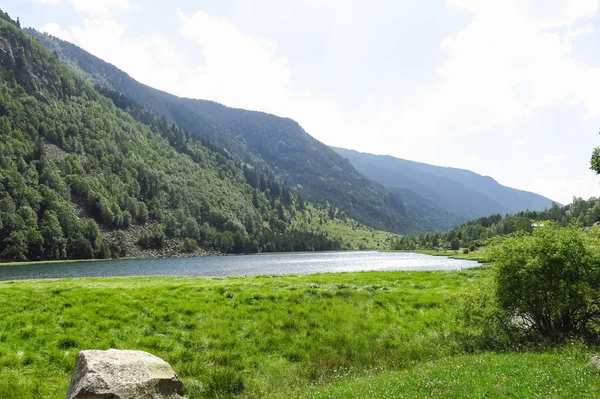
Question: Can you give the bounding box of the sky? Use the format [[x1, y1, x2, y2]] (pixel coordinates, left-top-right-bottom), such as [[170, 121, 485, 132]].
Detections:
[[4, 0, 600, 204]]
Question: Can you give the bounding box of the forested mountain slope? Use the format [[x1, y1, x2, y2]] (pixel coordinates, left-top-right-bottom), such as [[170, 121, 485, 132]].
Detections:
[[27, 28, 464, 233], [333, 147, 556, 221], [0, 11, 346, 262]]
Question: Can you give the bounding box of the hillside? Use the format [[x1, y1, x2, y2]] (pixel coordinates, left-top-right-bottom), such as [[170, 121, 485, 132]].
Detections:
[[0, 11, 352, 262], [26, 28, 464, 233], [333, 147, 556, 221]]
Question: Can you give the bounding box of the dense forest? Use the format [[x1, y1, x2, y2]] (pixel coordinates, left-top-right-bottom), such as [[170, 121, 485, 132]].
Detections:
[[391, 198, 599, 251], [0, 11, 344, 262], [27, 27, 467, 234]]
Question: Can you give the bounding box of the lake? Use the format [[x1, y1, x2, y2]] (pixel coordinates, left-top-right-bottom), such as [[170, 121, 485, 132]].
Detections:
[[0, 251, 480, 281]]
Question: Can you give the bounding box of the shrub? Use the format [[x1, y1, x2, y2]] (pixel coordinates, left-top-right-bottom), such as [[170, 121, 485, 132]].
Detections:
[[138, 224, 166, 249], [182, 238, 197, 253], [492, 224, 600, 339]]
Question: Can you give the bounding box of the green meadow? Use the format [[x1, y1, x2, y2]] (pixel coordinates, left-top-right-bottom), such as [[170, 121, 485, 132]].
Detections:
[[0, 269, 597, 398]]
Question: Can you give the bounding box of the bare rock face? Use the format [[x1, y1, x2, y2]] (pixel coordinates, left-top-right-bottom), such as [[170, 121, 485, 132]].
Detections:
[[66, 349, 184, 399]]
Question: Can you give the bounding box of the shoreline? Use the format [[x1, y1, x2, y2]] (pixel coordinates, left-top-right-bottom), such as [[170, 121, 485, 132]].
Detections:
[[0, 248, 490, 268], [384, 249, 492, 264], [0, 249, 382, 268]]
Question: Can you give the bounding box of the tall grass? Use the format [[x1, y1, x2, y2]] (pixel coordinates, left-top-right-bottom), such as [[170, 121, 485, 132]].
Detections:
[[0, 270, 481, 398]]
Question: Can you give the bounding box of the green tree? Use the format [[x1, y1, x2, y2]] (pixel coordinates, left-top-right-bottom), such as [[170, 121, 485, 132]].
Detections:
[[450, 238, 460, 251], [591, 144, 600, 174], [492, 224, 600, 338], [2, 231, 27, 261], [41, 210, 66, 259], [26, 229, 44, 260], [217, 231, 234, 253]]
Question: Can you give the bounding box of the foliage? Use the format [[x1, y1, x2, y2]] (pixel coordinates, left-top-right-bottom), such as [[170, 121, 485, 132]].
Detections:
[[182, 237, 197, 253], [591, 146, 600, 174], [491, 224, 600, 339], [138, 225, 166, 249]]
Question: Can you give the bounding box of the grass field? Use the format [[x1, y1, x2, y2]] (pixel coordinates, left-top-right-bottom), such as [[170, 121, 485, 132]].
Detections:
[[305, 347, 600, 398], [0, 269, 597, 398], [417, 248, 492, 263], [293, 205, 395, 250]]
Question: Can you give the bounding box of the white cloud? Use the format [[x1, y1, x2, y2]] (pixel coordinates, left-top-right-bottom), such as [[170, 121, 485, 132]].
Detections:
[[512, 139, 526, 153], [23, 0, 133, 17], [175, 10, 292, 109], [527, 174, 599, 204], [543, 154, 569, 163], [70, 0, 133, 17], [65, 18, 186, 93], [424, 0, 600, 131], [567, 22, 594, 36], [41, 22, 72, 41]]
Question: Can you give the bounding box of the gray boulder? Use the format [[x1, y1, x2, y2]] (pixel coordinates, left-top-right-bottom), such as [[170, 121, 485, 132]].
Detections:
[[66, 349, 184, 399]]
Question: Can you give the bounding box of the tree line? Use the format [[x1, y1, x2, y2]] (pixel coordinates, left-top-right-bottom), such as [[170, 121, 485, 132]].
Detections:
[[391, 199, 600, 251]]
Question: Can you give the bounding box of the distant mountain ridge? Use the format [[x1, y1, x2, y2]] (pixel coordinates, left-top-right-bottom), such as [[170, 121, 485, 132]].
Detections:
[[332, 147, 556, 221], [27, 28, 465, 233]]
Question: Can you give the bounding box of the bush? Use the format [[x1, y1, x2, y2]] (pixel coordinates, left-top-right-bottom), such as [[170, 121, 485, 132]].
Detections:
[[462, 248, 469, 254], [182, 237, 197, 253], [138, 224, 166, 249], [492, 224, 600, 339], [456, 274, 510, 350]]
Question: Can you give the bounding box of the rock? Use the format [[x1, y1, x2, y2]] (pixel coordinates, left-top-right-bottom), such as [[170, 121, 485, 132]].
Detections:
[[0, 37, 16, 69], [589, 355, 600, 369], [66, 349, 184, 399]]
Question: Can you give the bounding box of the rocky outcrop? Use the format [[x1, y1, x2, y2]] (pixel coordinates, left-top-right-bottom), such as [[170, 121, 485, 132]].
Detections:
[[0, 34, 50, 102], [66, 349, 184, 399], [0, 36, 16, 68]]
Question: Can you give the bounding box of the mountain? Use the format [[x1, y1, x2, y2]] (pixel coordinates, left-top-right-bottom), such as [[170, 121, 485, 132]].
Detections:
[[26, 28, 464, 233], [0, 11, 349, 262], [332, 147, 556, 221]]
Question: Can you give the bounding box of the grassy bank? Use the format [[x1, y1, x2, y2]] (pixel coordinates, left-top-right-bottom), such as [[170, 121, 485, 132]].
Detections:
[[417, 249, 492, 263], [0, 258, 105, 267], [0, 270, 596, 398]]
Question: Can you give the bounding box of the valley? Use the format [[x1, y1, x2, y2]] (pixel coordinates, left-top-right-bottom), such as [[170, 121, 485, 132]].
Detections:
[[0, 6, 599, 399]]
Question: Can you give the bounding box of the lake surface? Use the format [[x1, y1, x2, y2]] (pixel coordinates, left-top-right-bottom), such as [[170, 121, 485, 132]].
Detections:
[[0, 251, 480, 281]]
